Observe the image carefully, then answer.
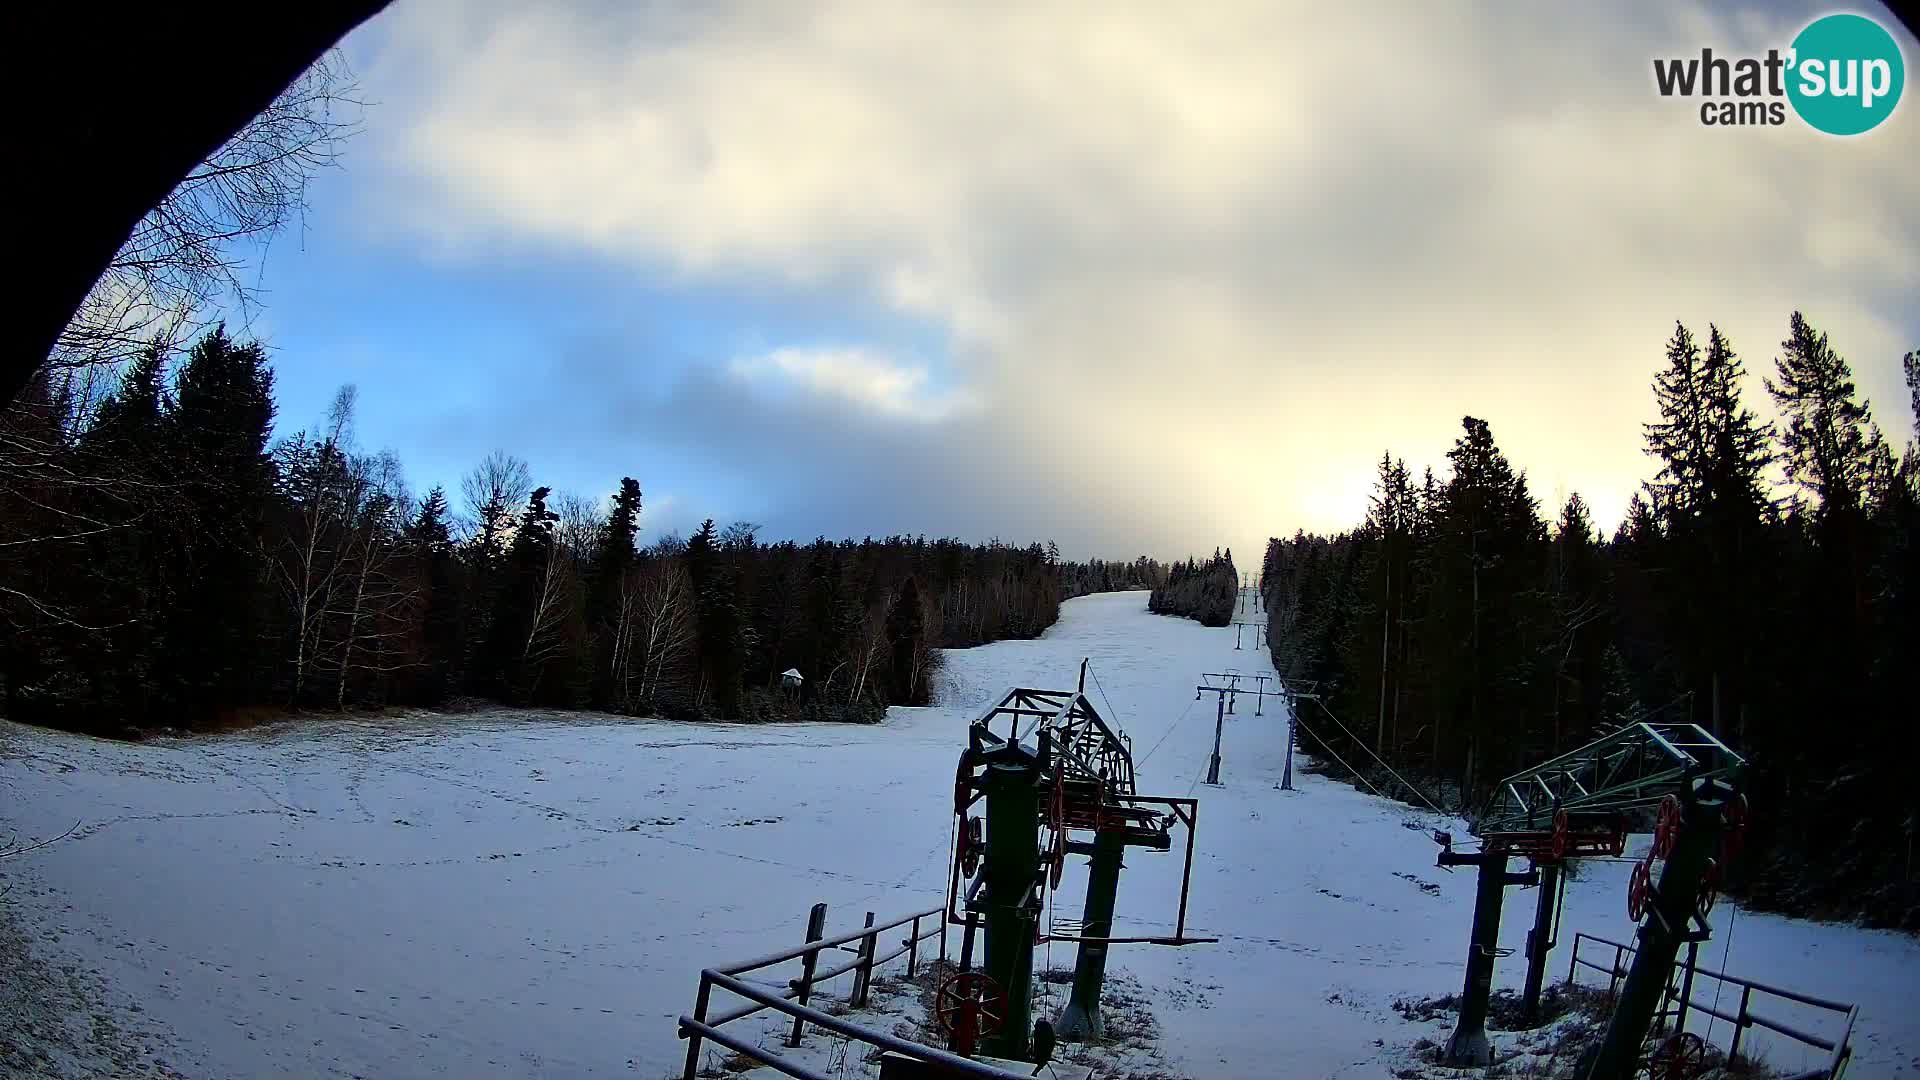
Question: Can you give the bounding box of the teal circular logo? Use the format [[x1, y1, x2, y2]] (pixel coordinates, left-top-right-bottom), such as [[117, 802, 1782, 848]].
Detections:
[[1787, 14, 1905, 135]]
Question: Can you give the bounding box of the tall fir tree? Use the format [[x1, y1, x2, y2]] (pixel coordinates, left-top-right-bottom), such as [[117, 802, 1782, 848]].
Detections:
[[159, 326, 277, 718], [406, 487, 463, 704]]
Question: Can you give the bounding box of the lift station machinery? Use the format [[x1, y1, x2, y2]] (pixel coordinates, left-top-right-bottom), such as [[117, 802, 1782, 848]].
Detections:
[[1430, 721, 1749, 1078], [942, 664, 1213, 1062]]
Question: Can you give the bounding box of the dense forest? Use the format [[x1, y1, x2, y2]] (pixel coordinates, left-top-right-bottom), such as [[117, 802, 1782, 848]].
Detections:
[[1147, 550, 1240, 626], [0, 328, 1159, 736], [1061, 556, 1171, 599], [1263, 312, 1918, 929]]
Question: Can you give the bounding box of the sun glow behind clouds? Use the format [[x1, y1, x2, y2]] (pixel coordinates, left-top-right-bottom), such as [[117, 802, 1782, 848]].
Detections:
[[336, 1, 1919, 558]]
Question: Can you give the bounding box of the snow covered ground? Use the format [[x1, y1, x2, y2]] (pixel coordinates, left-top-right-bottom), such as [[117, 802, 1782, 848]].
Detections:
[[2, 590, 1916, 1079]]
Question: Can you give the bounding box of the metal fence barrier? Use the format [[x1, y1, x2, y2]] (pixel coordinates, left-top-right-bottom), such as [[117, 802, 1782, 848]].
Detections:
[[1566, 931, 1856, 1079], [680, 901, 1003, 1080]]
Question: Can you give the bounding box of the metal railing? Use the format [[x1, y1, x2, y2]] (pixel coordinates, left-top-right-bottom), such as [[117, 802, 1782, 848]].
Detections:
[[680, 901, 1014, 1080], [1566, 932, 1856, 1079]]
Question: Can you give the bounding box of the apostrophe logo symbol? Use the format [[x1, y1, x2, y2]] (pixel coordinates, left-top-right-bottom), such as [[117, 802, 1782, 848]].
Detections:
[[1786, 13, 1904, 135]]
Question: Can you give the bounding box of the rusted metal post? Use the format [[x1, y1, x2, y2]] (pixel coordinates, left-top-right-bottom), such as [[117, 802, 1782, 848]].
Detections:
[[853, 911, 878, 1008], [908, 914, 922, 977], [787, 902, 829, 1047], [682, 973, 713, 1080], [1729, 985, 1753, 1061]]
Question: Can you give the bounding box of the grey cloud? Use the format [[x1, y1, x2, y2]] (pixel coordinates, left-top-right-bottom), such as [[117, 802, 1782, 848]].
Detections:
[[340, 0, 1920, 560]]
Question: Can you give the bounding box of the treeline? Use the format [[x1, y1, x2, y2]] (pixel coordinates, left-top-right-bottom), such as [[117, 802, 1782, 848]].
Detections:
[[1148, 550, 1239, 626], [0, 328, 1149, 736], [1265, 313, 1918, 929], [1060, 555, 1172, 598]]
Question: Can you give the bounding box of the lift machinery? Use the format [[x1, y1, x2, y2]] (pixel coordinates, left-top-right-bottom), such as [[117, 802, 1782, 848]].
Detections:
[[1431, 721, 1747, 1075], [942, 663, 1213, 1061]]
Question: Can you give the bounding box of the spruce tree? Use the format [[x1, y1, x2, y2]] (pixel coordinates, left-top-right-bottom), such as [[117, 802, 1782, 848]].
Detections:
[[159, 326, 277, 719], [406, 487, 463, 704], [586, 478, 641, 707], [1767, 311, 1884, 520], [686, 519, 744, 715], [887, 576, 927, 704], [1644, 322, 1710, 520]]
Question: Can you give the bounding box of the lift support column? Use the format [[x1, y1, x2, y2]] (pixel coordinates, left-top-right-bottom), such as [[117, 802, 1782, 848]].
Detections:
[[980, 754, 1042, 1061], [1581, 780, 1730, 1080], [1439, 846, 1537, 1067], [1055, 828, 1125, 1040], [1520, 861, 1561, 1025]]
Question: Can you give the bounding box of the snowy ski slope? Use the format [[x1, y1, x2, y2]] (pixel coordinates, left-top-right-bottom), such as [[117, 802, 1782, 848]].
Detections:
[[1, 591, 1915, 1078]]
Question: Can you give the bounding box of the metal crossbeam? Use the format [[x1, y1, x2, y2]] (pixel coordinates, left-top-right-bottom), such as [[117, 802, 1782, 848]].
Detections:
[[1475, 723, 1744, 835], [972, 686, 1136, 796]]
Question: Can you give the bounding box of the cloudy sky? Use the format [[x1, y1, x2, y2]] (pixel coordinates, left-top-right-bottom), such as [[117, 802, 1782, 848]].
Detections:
[[252, 1, 1919, 563]]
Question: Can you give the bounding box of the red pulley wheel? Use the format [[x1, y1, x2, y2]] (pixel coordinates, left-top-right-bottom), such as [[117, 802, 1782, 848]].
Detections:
[[1653, 794, 1683, 860], [1628, 860, 1652, 922], [1551, 808, 1570, 859], [1652, 1031, 1706, 1080], [936, 970, 1007, 1056]]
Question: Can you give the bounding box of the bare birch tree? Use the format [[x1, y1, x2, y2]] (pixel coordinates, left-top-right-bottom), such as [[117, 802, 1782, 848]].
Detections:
[[632, 559, 696, 704], [330, 450, 418, 708], [461, 451, 532, 556], [51, 55, 364, 390]]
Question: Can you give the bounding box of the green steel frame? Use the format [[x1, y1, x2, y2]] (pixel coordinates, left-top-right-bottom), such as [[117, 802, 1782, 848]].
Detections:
[[1436, 722, 1746, 1066], [1476, 722, 1745, 835], [950, 680, 1211, 1058]]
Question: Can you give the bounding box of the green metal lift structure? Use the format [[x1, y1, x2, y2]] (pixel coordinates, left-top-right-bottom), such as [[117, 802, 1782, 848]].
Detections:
[[943, 668, 1212, 1061], [1431, 722, 1748, 1077]]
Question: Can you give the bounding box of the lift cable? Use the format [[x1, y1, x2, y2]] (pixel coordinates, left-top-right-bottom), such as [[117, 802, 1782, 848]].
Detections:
[[1136, 695, 1199, 768], [1704, 902, 1739, 1048], [1088, 664, 1125, 735], [1289, 714, 1393, 803], [1308, 697, 1451, 818]]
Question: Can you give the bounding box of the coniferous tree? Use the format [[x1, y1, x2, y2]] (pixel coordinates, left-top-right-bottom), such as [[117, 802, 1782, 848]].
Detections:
[[1642, 323, 1775, 737], [1768, 312, 1885, 523], [686, 519, 745, 715], [406, 487, 463, 704], [160, 326, 277, 718], [586, 478, 641, 707], [887, 576, 929, 705], [486, 486, 582, 704]]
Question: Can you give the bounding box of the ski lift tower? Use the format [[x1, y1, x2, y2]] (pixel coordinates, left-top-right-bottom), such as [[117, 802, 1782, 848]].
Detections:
[[1269, 677, 1318, 791], [946, 662, 1213, 1060], [1193, 672, 1285, 785], [1430, 723, 1747, 1071]]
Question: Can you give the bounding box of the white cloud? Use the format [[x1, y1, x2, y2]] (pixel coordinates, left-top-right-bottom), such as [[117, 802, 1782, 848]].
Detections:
[[348, 1, 1920, 558], [729, 346, 977, 422]]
